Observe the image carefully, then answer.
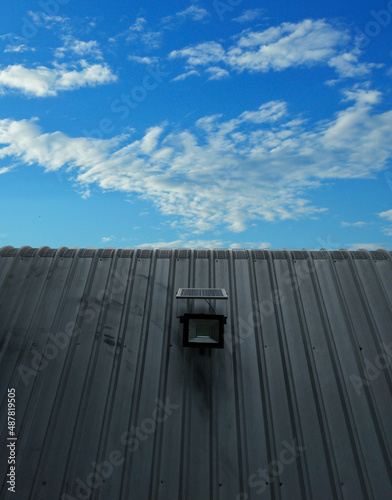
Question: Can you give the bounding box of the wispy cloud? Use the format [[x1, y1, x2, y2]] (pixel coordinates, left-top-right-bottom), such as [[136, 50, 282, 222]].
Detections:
[[161, 5, 210, 29], [138, 239, 222, 248], [206, 66, 230, 80], [27, 11, 70, 29], [110, 7, 208, 54], [111, 17, 163, 50], [233, 9, 264, 23], [379, 209, 392, 221], [169, 19, 375, 80], [328, 51, 381, 80], [172, 69, 200, 81], [128, 55, 159, 65], [169, 41, 225, 67], [0, 62, 117, 97], [379, 209, 392, 235], [102, 235, 116, 243], [0, 87, 391, 233], [341, 221, 368, 227], [238, 100, 287, 123], [55, 35, 103, 60], [346, 243, 386, 251], [4, 44, 36, 53], [137, 239, 270, 249]]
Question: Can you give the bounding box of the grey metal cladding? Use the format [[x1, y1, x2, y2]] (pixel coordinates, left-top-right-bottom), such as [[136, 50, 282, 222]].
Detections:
[[157, 249, 171, 259], [97, 248, 115, 259], [0, 247, 18, 257], [62, 248, 77, 258], [252, 249, 270, 259], [233, 250, 248, 259], [0, 246, 391, 500], [175, 249, 191, 259], [213, 249, 229, 259], [118, 249, 134, 258], [290, 250, 307, 260], [195, 249, 209, 259], [137, 248, 153, 258]]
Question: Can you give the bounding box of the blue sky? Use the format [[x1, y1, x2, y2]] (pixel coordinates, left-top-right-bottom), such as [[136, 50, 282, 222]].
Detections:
[[1, 0, 392, 250]]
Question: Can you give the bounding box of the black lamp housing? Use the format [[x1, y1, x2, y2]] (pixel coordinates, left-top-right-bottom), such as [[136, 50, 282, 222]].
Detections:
[[180, 313, 226, 349]]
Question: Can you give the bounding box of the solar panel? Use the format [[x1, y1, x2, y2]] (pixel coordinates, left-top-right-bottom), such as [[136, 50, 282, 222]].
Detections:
[[176, 288, 228, 299]]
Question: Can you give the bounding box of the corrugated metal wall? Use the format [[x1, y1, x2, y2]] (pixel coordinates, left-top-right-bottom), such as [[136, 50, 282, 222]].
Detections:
[[1, 246, 392, 500]]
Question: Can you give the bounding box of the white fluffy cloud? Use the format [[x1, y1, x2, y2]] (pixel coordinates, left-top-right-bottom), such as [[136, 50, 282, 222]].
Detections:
[[169, 19, 375, 79], [0, 87, 391, 233], [0, 62, 117, 96]]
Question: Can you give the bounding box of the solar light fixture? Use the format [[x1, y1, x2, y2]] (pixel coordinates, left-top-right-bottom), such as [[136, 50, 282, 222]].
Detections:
[[176, 288, 228, 349], [176, 288, 228, 299], [180, 314, 226, 348]]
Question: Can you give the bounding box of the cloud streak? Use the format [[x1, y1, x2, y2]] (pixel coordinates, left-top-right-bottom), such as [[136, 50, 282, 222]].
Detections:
[[0, 87, 391, 233], [161, 5, 209, 29], [137, 239, 270, 249], [233, 9, 264, 23]]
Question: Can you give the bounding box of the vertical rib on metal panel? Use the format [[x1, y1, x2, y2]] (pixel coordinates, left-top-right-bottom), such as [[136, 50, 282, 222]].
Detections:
[[246, 256, 277, 498], [122, 249, 156, 498], [212, 252, 241, 498], [227, 248, 248, 498], [270, 255, 311, 499], [96, 251, 139, 500], [155, 252, 190, 499], [150, 250, 177, 499]]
